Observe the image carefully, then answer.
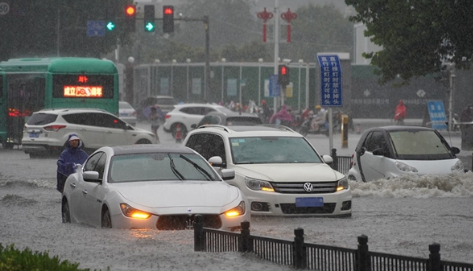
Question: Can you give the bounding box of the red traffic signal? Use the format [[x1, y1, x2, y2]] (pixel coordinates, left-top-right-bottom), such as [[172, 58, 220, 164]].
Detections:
[[278, 65, 290, 86], [125, 5, 136, 16], [163, 5, 174, 33]]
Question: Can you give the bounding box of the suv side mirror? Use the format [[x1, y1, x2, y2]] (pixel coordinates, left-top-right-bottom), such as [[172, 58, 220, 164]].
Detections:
[[322, 155, 333, 164], [208, 156, 224, 167]]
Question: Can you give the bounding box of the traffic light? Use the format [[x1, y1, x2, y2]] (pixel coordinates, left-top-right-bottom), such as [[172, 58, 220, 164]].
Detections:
[[124, 5, 136, 31], [278, 64, 290, 86], [144, 5, 155, 32], [163, 5, 174, 33], [106, 21, 116, 31]]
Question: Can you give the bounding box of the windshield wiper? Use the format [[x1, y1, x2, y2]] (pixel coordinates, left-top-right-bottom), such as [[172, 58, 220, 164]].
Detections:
[[179, 154, 213, 181], [168, 153, 184, 180]]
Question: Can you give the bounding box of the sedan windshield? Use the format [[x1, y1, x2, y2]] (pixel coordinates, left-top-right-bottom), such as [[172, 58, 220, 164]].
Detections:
[[388, 130, 452, 159], [109, 153, 217, 183], [230, 136, 323, 164]]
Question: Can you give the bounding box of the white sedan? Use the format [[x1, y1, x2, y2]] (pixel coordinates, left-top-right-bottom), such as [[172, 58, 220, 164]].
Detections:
[[61, 144, 250, 230]]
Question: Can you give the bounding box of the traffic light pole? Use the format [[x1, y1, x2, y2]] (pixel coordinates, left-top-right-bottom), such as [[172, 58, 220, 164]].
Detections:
[[175, 16, 210, 102]]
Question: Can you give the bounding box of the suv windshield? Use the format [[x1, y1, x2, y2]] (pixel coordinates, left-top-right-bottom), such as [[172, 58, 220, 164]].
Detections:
[[230, 136, 322, 164]]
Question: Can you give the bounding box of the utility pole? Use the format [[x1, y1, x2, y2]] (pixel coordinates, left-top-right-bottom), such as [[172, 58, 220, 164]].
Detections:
[[273, 0, 280, 113]]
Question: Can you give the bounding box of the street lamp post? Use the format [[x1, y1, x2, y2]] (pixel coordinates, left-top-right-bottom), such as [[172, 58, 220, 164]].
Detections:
[[171, 59, 176, 97], [186, 59, 191, 102], [298, 59, 303, 112], [258, 58, 263, 105], [221, 58, 226, 103], [449, 64, 456, 131]]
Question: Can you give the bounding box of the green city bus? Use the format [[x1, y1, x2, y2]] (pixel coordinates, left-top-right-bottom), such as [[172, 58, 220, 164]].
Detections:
[[0, 57, 119, 149]]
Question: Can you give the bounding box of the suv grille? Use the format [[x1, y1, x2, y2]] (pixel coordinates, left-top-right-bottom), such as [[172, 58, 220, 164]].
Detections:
[[271, 181, 338, 194], [156, 214, 222, 230], [280, 203, 336, 214]]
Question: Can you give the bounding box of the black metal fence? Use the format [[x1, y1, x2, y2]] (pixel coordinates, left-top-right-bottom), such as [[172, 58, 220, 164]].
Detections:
[[331, 148, 352, 174], [193, 216, 473, 271]]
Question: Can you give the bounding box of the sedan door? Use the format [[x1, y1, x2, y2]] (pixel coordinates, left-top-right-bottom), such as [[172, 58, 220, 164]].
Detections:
[[81, 153, 108, 227], [358, 131, 390, 182]]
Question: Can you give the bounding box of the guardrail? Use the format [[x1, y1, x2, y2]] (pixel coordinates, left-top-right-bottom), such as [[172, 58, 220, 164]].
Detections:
[[193, 216, 473, 271]]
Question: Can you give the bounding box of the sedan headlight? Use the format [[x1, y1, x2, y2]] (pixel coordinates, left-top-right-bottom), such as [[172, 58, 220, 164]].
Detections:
[[451, 160, 464, 172], [395, 161, 418, 173], [245, 177, 274, 192], [336, 176, 349, 192], [223, 201, 246, 217], [120, 203, 151, 219]]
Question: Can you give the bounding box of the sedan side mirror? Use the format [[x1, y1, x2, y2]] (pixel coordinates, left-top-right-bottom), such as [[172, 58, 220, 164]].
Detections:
[[322, 155, 333, 164], [220, 169, 235, 180], [191, 124, 197, 129], [359, 147, 366, 156], [83, 171, 101, 183], [450, 146, 460, 155]]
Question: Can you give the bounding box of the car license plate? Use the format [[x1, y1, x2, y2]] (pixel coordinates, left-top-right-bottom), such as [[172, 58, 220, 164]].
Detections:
[[120, 113, 128, 116], [29, 133, 39, 138], [295, 197, 324, 207]]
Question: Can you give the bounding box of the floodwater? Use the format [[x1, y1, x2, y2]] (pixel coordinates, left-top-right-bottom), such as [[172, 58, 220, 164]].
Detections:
[[0, 147, 472, 270]]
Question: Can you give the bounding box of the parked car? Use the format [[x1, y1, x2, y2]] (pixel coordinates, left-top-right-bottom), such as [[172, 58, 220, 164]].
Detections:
[[22, 108, 157, 158], [193, 111, 263, 129], [118, 101, 137, 126], [347, 126, 464, 182], [163, 103, 233, 138], [184, 125, 352, 217], [61, 144, 250, 230], [137, 95, 178, 121]]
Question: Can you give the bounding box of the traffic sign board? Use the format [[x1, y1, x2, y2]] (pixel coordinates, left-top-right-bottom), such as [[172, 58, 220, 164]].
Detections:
[[317, 55, 343, 107], [87, 20, 105, 37], [0, 2, 10, 16], [269, 75, 280, 97], [427, 100, 447, 130]]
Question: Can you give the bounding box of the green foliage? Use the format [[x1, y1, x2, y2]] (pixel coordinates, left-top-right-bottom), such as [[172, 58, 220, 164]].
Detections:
[[0, 243, 103, 271], [346, 0, 473, 84]]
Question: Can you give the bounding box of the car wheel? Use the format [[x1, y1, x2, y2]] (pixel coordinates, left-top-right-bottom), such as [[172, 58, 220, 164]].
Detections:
[[101, 209, 112, 228], [136, 139, 152, 144], [171, 123, 187, 139], [62, 199, 71, 223]]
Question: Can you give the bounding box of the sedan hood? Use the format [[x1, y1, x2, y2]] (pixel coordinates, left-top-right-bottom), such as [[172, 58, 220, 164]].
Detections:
[[397, 158, 462, 175], [113, 181, 240, 208], [234, 163, 341, 182]]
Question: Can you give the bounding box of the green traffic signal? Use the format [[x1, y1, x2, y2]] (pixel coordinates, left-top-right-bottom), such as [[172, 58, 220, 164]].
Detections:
[[145, 22, 155, 32], [106, 21, 115, 31]]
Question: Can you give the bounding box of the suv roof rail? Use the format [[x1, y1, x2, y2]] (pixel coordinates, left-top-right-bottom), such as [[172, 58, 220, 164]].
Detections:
[[259, 124, 297, 133], [197, 124, 231, 133]]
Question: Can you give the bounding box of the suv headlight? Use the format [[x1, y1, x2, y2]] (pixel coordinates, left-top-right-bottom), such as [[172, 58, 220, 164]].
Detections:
[[245, 177, 274, 192], [451, 160, 464, 172], [395, 161, 418, 173], [336, 176, 349, 192]]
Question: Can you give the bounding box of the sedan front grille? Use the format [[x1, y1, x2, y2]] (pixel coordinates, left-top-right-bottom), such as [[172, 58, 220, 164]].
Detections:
[[271, 181, 338, 194], [156, 214, 222, 230], [280, 203, 336, 214]]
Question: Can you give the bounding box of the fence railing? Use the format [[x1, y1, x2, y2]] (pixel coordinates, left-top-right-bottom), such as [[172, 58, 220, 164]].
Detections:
[[331, 148, 352, 174], [193, 216, 473, 271]]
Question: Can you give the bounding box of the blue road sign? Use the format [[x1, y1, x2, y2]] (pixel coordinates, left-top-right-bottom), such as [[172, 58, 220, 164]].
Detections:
[[269, 74, 280, 97], [317, 55, 342, 107], [427, 100, 447, 130], [87, 20, 105, 37]]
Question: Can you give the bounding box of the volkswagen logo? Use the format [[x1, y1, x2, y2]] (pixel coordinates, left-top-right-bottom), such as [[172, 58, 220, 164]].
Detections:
[[303, 183, 313, 192]]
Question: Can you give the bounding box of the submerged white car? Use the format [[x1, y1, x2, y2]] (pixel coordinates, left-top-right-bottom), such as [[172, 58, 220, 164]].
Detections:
[[184, 125, 352, 217], [61, 145, 250, 230], [347, 126, 464, 182]]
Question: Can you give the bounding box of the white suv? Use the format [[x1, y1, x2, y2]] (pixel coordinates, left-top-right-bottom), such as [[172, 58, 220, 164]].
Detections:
[[22, 108, 157, 158], [183, 125, 352, 217], [163, 103, 234, 138]]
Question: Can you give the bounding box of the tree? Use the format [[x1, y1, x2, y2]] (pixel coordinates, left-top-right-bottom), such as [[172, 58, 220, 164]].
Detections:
[[0, 0, 133, 61], [346, 0, 473, 84]]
